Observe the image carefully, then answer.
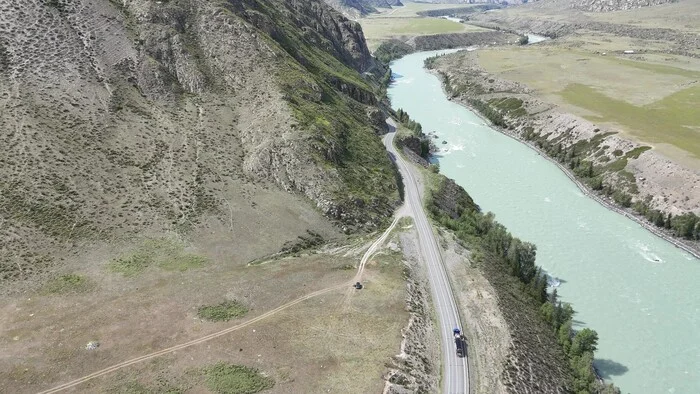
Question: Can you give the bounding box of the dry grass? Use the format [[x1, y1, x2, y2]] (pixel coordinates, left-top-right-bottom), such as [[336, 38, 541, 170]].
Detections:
[[0, 233, 409, 394]]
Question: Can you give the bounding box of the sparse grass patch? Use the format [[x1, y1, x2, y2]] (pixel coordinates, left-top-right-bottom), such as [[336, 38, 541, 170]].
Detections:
[[398, 216, 414, 228], [625, 146, 652, 159], [106, 380, 149, 394], [202, 363, 274, 394], [489, 97, 526, 117], [108, 238, 207, 277], [561, 83, 700, 160], [374, 249, 404, 272], [605, 157, 628, 172], [197, 300, 248, 322], [41, 274, 93, 294]]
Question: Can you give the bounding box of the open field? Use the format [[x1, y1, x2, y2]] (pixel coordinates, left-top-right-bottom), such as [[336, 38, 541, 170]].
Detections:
[[361, 16, 466, 38], [360, 2, 486, 50], [0, 232, 410, 393], [375, 2, 478, 18], [477, 47, 700, 166]]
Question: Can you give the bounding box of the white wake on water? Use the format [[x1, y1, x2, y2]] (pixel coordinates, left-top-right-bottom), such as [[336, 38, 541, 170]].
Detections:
[[635, 241, 664, 263]]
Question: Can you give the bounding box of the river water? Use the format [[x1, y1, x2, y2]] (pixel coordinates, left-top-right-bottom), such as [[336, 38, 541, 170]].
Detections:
[[388, 50, 700, 393], [527, 33, 549, 44]]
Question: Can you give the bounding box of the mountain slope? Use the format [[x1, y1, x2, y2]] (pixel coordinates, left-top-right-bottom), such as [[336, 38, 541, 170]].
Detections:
[[0, 0, 399, 289], [324, 0, 404, 18]]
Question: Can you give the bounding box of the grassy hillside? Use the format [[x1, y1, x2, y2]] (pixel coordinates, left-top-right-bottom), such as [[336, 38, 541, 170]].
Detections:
[[0, 0, 399, 290], [0, 0, 413, 392]]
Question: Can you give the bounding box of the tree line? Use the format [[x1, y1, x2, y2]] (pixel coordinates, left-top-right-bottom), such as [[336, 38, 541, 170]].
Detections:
[[427, 179, 620, 394]]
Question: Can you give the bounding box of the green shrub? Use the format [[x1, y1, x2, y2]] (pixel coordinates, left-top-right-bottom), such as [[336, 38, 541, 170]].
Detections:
[[108, 238, 207, 276], [625, 146, 651, 159], [203, 363, 274, 394], [42, 274, 93, 294], [198, 300, 248, 322]]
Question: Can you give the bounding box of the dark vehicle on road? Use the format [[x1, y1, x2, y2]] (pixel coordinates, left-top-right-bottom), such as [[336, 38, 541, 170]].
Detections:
[[453, 327, 466, 357]]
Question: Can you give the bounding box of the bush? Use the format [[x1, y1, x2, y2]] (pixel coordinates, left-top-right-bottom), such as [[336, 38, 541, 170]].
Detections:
[[203, 363, 274, 394], [198, 300, 248, 322], [42, 274, 93, 294]]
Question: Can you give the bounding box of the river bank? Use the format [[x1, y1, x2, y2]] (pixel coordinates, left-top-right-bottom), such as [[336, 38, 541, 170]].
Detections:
[[429, 67, 700, 260], [425, 50, 700, 259], [390, 44, 700, 394]]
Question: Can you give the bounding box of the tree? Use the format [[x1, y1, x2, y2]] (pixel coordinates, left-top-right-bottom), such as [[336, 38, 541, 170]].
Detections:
[[589, 176, 603, 190], [670, 213, 698, 239], [540, 302, 555, 325], [570, 351, 596, 392], [549, 288, 558, 304], [558, 319, 572, 354], [571, 328, 598, 357]]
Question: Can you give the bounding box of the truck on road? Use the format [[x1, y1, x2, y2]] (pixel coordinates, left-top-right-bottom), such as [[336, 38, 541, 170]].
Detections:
[[453, 328, 466, 357]]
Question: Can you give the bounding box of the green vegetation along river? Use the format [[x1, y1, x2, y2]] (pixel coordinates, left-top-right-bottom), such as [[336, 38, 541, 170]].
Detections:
[[388, 50, 700, 393]]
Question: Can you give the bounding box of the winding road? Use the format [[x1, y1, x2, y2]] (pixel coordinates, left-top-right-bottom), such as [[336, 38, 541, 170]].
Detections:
[[383, 123, 470, 394]]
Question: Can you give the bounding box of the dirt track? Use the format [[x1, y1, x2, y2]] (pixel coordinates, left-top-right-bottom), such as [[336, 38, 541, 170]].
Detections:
[[37, 218, 403, 394]]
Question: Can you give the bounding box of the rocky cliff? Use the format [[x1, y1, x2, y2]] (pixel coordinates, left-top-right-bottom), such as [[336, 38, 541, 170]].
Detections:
[[0, 0, 399, 288], [573, 0, 675, 12]]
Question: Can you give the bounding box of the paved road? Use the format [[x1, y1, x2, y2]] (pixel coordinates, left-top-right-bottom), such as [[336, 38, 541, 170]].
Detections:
[[383, 125, 470, 394]]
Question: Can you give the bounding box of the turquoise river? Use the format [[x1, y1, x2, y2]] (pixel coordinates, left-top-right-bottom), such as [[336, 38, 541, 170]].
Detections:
[[388, 50, 700, 394]]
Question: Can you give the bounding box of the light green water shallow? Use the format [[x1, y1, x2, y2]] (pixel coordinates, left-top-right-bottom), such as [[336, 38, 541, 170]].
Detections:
[[388, 50, 700, 394]]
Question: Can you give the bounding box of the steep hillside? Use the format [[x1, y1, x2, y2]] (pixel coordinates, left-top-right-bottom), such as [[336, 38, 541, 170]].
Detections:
[[0, 0, 400, 290]]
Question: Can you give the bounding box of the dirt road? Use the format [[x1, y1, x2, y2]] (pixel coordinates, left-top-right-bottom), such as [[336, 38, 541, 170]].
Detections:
[[36, 218, 402, 394]]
